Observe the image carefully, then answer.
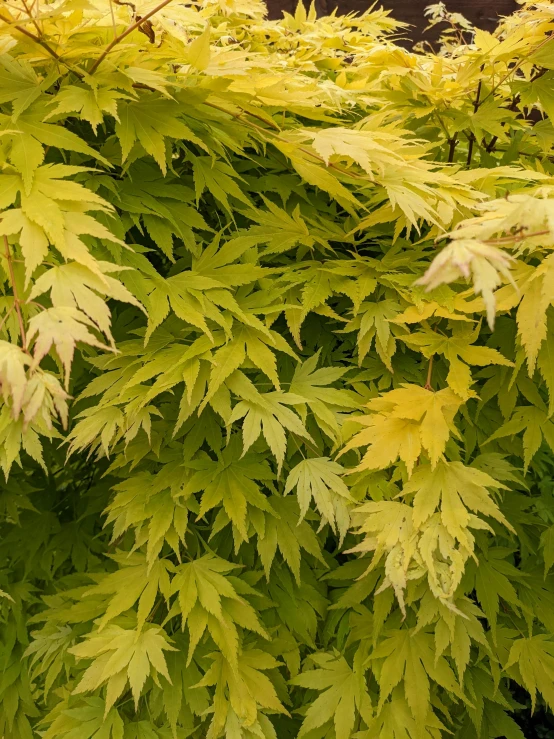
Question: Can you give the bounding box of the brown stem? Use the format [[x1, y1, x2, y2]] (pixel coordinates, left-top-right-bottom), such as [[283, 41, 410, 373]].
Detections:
[[0, 11, 84, 78], [424, 355, 434, 391], [20, 0, 42, 38], [3, 235, 27, 349], [484, 228, 550, 245], [89, 0, 174, 74], [485, 96, 520, 154], [466, 79, 482, 167], [447, 138, 457, 163], [0, 11, 61, 60]]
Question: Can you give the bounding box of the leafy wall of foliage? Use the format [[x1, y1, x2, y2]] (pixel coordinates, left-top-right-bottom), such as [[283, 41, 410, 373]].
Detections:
[[1, 0, 554, 737]]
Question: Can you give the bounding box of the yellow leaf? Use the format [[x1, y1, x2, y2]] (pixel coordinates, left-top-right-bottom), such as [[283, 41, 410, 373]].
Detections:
[[187, 26, 211, 71]]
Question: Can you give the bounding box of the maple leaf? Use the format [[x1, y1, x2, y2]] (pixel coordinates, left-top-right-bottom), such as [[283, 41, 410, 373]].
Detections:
[[485, 405, 554, 471], [291, 649, 372, 739], [416, 238, 514, 328], [116, 99, 205, 173], [70, 624, 176, 713], [402, 460, 512, 551], [345, 298, 401, 368], [515, 254, 554, 374], [473, 548, 522, 638], [29, 262, 144, 342], [284, 457, 353, 542], [288, 350, 360, 442], [26, 307, 111, 385], [21, 369, 69, 430], [161, 643, 210, 736], [256, 494, 328, 582], [185, 437, 275, 543], [197, 649, 288, 736], [227, 374, 313, 471], [192, 155, 253, 212], [0, 339, 29, 416], [341, 385, 463, 474], [348, 461, 512, 611], [82, 553, 173, 632], [506, 635, 554, 712], [359, 690, 447, 739], [168, 553, 268, 664], [369, 628, 461, 724], [40, 697, 125, 739], [104, 466, 192, 566], [401, 323, 513, 398]]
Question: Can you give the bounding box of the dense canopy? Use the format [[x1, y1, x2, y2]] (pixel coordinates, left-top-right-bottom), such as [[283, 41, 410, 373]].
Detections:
[[1, 0, 554, 737]]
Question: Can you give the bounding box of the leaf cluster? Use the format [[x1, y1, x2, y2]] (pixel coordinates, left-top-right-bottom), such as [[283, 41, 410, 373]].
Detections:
[[1, 1, 554, 737]]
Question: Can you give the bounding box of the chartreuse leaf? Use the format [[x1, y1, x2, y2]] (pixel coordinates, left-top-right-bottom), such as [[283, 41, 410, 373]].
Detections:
[[3, 2, 554, 738], [40, 698, 124, 739], [70, 625, 176, 713], [341, 386, 463, 474], [369, 628, 462, 725], [291, 649, 372, 739], [167, 553, 268, 665], [506, 636, 554, 712], [285, 457, 353, 542]]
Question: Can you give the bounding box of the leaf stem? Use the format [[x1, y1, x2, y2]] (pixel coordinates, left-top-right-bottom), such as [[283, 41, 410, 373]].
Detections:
[[424, 355, 434, 391], [484, 228, 550, 245], [466, 79, 482, 167]]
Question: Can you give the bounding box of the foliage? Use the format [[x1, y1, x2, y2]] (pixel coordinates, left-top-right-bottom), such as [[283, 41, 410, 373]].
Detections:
[[1, 0, 554, 736]]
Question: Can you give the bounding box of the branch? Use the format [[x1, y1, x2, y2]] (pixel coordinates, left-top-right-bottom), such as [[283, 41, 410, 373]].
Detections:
[[0, 11, 84, 78], [484, 229, 550, 245], [0, 11, 62, 61], [89, 0, 174, 74], [485, 96, 520, 154]]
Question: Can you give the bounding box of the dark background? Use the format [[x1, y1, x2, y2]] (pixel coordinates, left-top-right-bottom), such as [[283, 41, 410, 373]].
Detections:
[[265, 0, 519, 43]]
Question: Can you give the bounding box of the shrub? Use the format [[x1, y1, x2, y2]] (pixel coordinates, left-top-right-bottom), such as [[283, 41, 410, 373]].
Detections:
[[1, 0, 554, 736]]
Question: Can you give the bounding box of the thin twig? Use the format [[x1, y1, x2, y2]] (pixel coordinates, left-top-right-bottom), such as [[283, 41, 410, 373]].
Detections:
[[20, 0, 41, 38], [108, 0, 118, 40], [484, 229, 550, 245], [89, 0, 174, 74], [3, 235, 27, 349], [0, 11, 62, 60], [485, 96, 520, 153], [0, 11, 84, 78]]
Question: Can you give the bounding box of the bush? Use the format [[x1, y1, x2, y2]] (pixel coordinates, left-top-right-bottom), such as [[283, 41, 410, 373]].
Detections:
[[1, 0, 554, 736]]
